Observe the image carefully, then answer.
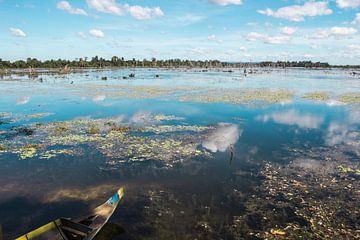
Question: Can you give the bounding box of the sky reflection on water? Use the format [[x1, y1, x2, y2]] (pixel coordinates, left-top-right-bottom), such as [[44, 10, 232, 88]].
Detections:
[[0, 68, 359, 239]]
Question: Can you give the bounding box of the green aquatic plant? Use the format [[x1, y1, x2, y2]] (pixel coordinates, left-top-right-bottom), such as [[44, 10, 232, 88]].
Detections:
[[8, 116, 213, 164], [178, 89, 294, 105], [13, 143, 44, 159], [338, 165, 360, 176], [25, 113, 53, 119], [0, 144, 7, 153], [109, 126, 132, 133], [303, 92, 330, 101], [338, 93, 360, 104], [39, 149, 75, 159], [154, 115, 185, 121], [88, 126, 100, 134], [142, 125, 211, 134], [53, 126, 69, 135]]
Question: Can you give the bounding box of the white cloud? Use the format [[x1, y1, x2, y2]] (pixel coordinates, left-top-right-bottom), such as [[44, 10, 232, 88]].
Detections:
[[86, 0, 125, 15], [209, 0, 243, 6], [89, 29, 105, 38], [208, 34, 216, 40], [10, 28, 26, 37], [257, 2, 332, 22], [57, 1, 87, 15], [352, 13, 360, 24], [16, 96, 30, 105], [78, 32, 87, 38], [128, 6, 163, 20], [202, 123, 242, 152], [246, 32, 291, 44], [207, 34, 223, 43], [349, 44, 360, 52], [280, 26, 297, 35], [258, 110, 324, 129], [86, 0, 164, 20], [336, 0, 360, 9], [312, 27, 357, 39]]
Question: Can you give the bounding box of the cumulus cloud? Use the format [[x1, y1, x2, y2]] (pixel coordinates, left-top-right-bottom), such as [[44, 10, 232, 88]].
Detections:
[[89, 29, 105, 38], [202, 123, 242, 152], [312, 27, 358, 39], [209, 0, 243, 6], [207, 34, 223, 43], [10, 28, 26, 37], [57, 1, 87, 15], [280, 26, 297, 35], [246, 32, 291, 44], [258, 110, 324, 129], [336, 0, 360, 9], [127, 5, 164, 20], [257, 2, 332, 22], [86, 0, 164, 20], [16, 96, 30, 105]]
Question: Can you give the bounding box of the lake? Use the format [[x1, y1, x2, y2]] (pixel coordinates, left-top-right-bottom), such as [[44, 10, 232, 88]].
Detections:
[[0, 68, 359, 239]]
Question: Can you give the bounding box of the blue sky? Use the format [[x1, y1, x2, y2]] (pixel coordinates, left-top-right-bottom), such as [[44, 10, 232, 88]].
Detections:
[[1, 0, 360, 64]]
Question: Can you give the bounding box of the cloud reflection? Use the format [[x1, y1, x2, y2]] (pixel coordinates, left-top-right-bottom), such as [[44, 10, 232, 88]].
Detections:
[[92, 95, 106, 102], [202, 123, 242, 152], [258, 109, 324, 129], [16, 96, 30, 105]]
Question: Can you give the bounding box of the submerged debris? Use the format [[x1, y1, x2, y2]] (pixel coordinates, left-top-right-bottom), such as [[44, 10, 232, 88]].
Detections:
[[244, 157, 360, 239]]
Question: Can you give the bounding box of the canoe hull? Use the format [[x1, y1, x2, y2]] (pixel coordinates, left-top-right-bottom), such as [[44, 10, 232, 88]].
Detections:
[[16, 187, 124, 240]]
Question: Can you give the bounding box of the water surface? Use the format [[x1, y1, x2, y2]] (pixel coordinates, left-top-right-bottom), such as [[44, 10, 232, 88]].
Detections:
[[0, 68, 359, 239]]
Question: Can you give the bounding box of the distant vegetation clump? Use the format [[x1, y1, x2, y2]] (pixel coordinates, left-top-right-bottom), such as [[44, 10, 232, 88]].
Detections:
[[0, 56, 346, 69]]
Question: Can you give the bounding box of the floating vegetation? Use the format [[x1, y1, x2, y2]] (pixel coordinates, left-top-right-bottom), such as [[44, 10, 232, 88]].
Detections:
[[338, 92, 360, 104], [13, 144, 44, 159], [302, 92, 330, 101], [88, 126, 101, 134], [153, 115, 185, 121], [39, 149, 76, 160], [79, 85, 201, 101], [53, 126, 69, 135], [99, 132, 210, 163], [0, 144, 7, 153], [142, 125, 211, 134], [178, 89, 294, 105], [338, 165, 360, 176], [25, 113, 53, 120], [1, 115, 213, 165]]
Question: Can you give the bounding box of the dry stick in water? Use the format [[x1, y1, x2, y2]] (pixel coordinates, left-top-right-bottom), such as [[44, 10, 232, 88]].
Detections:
[[229, 145, 234, 166]]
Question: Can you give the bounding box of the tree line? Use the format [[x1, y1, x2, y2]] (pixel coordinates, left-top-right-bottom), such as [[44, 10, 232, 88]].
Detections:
[[0, 56, 355, 69]]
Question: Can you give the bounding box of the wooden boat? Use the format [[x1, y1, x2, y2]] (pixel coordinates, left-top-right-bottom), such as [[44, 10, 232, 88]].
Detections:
[[16, 187, 124, 240]]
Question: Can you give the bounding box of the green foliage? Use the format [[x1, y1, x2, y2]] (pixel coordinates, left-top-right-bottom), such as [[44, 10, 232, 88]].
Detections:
[[0, 57, 336, 69]]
